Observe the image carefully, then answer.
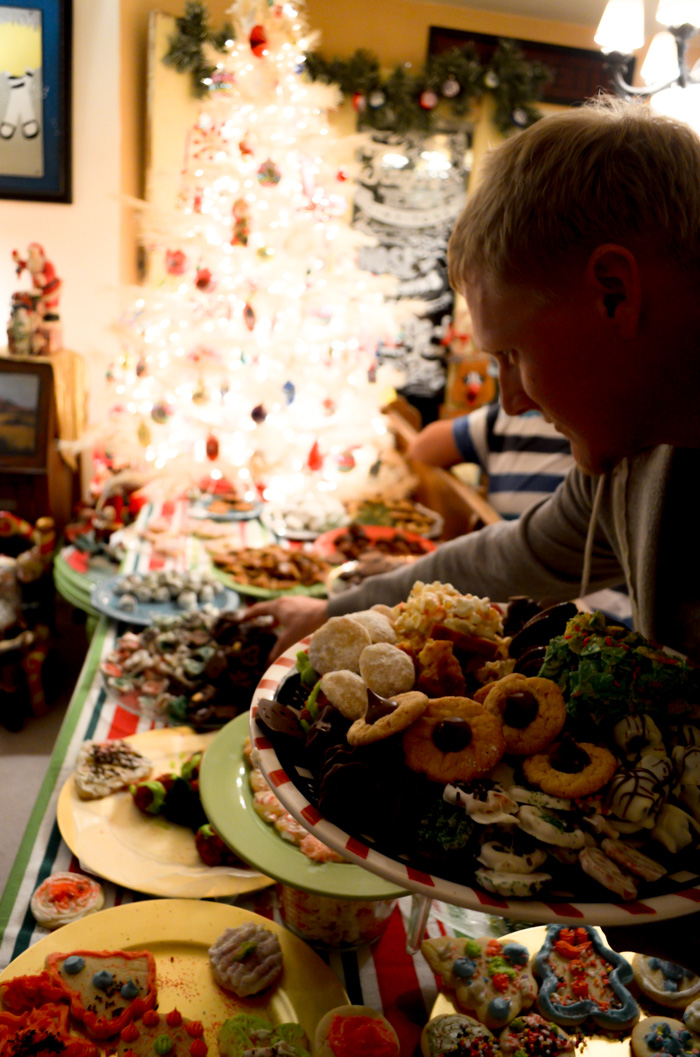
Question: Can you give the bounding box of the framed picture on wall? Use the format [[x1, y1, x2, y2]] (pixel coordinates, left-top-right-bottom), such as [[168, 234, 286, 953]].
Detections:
[[0, 357, 53, 469], [428, 26, 635, 106], [0, 0, 72, 202]]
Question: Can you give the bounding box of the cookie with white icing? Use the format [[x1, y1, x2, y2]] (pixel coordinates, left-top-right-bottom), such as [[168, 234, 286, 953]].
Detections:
[[632, 954, 700, 1010]]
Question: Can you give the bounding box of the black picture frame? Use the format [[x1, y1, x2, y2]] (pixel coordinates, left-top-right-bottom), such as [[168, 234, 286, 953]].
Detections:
[[428, 26, 635, 106], [0, 0, 72, 202], [0, 357, 53, 469]]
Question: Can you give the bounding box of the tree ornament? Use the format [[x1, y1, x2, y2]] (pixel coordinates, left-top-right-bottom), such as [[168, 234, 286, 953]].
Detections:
[[257, 158, 282, 186], [336, 169, 348, 182], [165, 249, 187, 275], [352, 91, 367, 112], [151, 402, 173, 424], [419, 89, 439, 110], [322, 397, 336, 415], [137, 420, 152, 446], [239, 140, 253, 156], [257, 245, 274, 260], [282, 380, 295, 404], [337, 450, 356, 472], [251, 403, 267, 423], [249, 24, 268, 57], [231, 198, 250, 246], [512, 107, 529, 127], [192, 381, 209, 405], [136, 358, 147, 377], [205, 432, 219, 460], [105, 366, 115, 382], [195, 267, 215, 291], [243, 302, 256, 331], [484, 69, 500, 88], [307, 440, 323, 471], [442, 76, 461, 98], [368, 90, 386, 108]]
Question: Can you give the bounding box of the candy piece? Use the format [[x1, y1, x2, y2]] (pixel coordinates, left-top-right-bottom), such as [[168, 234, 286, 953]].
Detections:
[[44, 949, 157, 1040], [613, 714, 666, 761], [651, 803, 700, 853], [517, 805, 585, 849], [208, 923, 283, 997], [475, 867, 551, 898], [631, 1016, 700, 1057], [499, 1013, 575, 1057], [534, 924, 639, 1031], [30, 872, 104, 930], [477, 834, 547, 874], [600, 838, 666, 882], [578, 846, 638, 901], [421, 1013, 498, 1057], [632, 954, 700, 1010], [314, 1004, 399, 1057], [445, 781, 518, 826], [421, 935, 537, 1030]]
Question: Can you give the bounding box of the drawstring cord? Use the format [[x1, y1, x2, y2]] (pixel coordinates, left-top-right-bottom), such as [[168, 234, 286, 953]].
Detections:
[[580, 473, 606, 600]]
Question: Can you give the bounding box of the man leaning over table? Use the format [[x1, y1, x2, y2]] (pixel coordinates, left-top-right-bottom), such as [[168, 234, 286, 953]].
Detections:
[[244, 96, 700, 671]]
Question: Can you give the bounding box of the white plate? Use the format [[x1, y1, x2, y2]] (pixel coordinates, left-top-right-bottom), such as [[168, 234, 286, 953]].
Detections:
[[250, 644, 700, 928], [90, 574, 239, 626]]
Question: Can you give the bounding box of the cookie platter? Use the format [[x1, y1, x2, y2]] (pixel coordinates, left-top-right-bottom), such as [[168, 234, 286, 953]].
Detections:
[[248, 585, 700, 927]]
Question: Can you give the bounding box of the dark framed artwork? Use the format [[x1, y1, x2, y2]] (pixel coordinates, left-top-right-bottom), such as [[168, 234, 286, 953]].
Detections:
[[0, 358, 53, 469], [0, 0, 72, 201], [428, 26, 635, 106]]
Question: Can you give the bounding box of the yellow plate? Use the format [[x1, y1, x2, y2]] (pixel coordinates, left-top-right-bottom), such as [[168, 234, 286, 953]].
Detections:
[[56, 727, 273, 898], [428, 925, 643, 1057], [0, 899, 348, 1050]]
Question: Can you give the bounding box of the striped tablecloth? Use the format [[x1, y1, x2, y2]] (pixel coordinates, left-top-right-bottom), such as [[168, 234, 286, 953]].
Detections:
[[0, 499, 512, 1056]]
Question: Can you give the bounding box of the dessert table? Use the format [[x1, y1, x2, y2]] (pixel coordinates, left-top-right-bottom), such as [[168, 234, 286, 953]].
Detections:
[[2, 498, 700, 1055]]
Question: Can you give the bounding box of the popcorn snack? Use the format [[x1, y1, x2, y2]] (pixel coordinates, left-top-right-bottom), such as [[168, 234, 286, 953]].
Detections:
[[420, 935, 537, 1030], [534, 925, 639, 1031], [402, 697, 505, 784], [483, 673, 566, 756], [208, 923, 283, 998], [631, 954, 700, 1010], [421, 1013, 499, 1057]]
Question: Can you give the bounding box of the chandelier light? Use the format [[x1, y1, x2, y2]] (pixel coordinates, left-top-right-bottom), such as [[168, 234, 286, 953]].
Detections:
[[595, 0, 700, 109]]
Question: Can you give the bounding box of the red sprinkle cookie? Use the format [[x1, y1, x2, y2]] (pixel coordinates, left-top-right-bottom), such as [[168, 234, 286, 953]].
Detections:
[[30, 872, 104, 930]]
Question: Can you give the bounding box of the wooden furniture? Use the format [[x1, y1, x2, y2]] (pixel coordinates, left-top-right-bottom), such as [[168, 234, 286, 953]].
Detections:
[[386, 405, 502, 540], [0, 350, 86, 537]]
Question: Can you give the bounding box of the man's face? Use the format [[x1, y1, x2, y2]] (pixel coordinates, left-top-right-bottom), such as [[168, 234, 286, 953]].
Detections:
[[463, 272, 646, 476]]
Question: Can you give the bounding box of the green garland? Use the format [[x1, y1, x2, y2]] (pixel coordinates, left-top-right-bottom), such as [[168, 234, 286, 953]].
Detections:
[[164, 0, 550, 134]]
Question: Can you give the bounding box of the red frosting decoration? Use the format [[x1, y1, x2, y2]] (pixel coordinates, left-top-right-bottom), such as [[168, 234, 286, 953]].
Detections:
[[327, 1014, 398, 1057]]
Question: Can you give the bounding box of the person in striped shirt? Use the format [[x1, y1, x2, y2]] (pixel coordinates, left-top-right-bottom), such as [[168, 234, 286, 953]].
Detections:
[[407, 400, 572, 520]]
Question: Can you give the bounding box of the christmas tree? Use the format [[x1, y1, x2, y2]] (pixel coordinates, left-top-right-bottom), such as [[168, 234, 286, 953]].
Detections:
[[103, 0, 414, 513]]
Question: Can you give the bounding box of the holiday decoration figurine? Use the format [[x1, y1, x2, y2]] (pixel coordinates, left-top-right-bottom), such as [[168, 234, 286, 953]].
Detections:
[[7, 243, 63, 355]]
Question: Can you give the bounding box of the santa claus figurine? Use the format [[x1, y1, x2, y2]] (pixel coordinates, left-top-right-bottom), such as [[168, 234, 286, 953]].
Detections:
[[8, 243, 63, 354]]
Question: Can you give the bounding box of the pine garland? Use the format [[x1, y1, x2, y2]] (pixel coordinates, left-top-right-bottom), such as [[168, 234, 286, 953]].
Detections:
[[163, 0, 550, 134]]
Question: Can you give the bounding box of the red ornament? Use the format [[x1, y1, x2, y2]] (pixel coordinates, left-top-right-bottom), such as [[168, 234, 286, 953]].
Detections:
[[250, 24, 268, 57], [239, 140, 253, 155], [336, 169, 348, 182], [419, 89, 439, 110], [165, 249, 187, 275], [195, 267, 215, 291], [307, 440, 323, 471], [243, 303, 256, 331], [205, 434, 219, 461], [352, 91, 367, 113]]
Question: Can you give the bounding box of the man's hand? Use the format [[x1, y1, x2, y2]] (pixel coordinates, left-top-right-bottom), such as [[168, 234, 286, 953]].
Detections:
[[243, 596, 329, 662]]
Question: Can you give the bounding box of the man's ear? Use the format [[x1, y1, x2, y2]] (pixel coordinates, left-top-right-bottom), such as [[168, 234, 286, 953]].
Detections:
[[584, 244, 641, 339]]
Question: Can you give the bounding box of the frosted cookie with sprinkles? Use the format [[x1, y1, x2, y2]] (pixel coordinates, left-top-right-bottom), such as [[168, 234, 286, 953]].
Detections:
[[499, 1013, 575, 1057], [632, 954, 700, 1011], [421, 1013, 499, 1057], [631, 1016, 700, 1057], [420, 935, 537, 1030]]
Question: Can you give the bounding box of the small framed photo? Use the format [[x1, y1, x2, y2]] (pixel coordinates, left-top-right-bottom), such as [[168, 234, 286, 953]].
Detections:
[[0, 357, 53, 470], [0, 0, 72, 202]]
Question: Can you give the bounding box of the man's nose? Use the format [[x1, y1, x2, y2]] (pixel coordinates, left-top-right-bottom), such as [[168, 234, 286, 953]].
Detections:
[[498, 363, 539, 415]]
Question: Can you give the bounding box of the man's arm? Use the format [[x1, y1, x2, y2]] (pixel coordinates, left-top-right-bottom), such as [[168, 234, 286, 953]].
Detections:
[[406, 419, 465, 468]]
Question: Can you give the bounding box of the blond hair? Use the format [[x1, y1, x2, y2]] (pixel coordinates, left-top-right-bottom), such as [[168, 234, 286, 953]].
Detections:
[[448, 96, 700, 294]]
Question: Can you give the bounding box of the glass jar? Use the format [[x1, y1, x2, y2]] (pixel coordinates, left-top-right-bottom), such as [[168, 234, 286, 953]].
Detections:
[[276, 885, 397, 950]]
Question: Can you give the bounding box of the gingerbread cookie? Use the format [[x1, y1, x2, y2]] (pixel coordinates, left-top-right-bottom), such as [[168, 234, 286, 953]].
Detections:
[[522, 735, 617, 799], [347, 689, 428, 746], [483, 674, 566, 756], [631, 1017, 700, 1057], [420, 935, 537, 1030], [499, 1013, 575, 1057], [421, 1014, 498, 1057], [534, 925, 639, 1031], [402, 697, 505, 784], [632, 954, 700, 1010], [308, 617, 372, 674]]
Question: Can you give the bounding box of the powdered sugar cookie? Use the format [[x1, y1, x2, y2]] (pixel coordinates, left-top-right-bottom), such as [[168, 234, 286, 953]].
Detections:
[[319, 670, 368, 720], [208, 923, 283, 997], [349, 610, 397, 644], [359, 642, 415, 697], [308, 617, 372, 674]]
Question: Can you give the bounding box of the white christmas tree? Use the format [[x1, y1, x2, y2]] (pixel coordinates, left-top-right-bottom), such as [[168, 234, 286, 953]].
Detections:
[[103, 0, 415, 511]]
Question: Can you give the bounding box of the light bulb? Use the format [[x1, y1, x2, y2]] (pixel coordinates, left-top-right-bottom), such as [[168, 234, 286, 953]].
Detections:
[[641, 31, 681, 82], [656, 0, 700, 27], [595, 0, 646, 53]]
